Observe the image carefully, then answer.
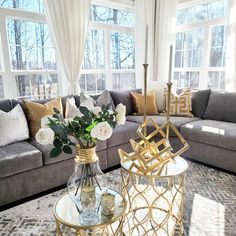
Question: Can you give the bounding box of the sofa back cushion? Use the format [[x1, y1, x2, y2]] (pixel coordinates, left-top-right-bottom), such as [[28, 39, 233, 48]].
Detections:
[[191, 89, 211, 118], [110, 89, 142, 115], [0, 99, 12, 112], [204, 91, 236, 122]]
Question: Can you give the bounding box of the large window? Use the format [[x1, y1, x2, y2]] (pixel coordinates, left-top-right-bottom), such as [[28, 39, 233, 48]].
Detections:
[[80, 4, 135, 94], [174, 0, 228, 91], [0, 0, 58, 99], [0, 1, 135, 99]]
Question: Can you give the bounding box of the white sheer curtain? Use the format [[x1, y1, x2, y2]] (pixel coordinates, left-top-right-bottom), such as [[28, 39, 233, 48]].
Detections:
[[226, 0, 236, 91], [45, 0, 91, 95], [135, 0, 177, 85]]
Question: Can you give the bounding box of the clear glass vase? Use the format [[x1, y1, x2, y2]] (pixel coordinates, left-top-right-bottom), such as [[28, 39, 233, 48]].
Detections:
[[67, 146, 105, 226]]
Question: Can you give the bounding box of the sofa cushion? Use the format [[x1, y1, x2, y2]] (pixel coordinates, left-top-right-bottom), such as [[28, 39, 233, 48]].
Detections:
[[0, 141, 42, 178], [191, 89, 211, 118], [204, 91, 236, 123], [0, 99, 12, 112], [30, 139, 107, 165], [110, 89, 142, 115], [107, 121, 140, 148], [180, 119, 236, 151], [126, 115, 200, 137]]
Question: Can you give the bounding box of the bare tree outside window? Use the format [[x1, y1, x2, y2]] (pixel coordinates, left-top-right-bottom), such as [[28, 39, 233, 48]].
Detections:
[[175, 0, 228, 91], [81, 5, 135, 93], [3, 0, 58, 100]]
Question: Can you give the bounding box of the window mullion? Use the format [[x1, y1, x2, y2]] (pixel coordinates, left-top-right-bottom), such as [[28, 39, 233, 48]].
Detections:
[[0, 16, 17, 98], [105, 29, 112, 90]]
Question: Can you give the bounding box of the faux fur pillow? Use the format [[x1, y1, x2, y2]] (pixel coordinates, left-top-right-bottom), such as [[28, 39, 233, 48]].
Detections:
[[0, 104, 29, 147]]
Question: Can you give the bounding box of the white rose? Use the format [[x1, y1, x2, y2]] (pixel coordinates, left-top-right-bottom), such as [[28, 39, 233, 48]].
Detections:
[[41, 115, 52, 128], [91, 122, 113, 141], [92, 106, 102, 116], [36, 128, 54, 145], [115, 104, 126, 125]]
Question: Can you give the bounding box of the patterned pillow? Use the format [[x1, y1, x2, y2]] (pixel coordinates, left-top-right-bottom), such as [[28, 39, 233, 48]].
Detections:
[[164, 89, 192, 117], [0, 104, 29, 147]]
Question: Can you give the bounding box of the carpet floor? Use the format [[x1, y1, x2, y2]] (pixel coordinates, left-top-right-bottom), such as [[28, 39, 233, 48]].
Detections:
[[0, 160, 236, 236]]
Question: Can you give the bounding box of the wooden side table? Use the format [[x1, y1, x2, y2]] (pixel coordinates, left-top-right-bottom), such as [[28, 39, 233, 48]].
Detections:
[[53, 188, 127, 236], [121, 156, 188, 236]]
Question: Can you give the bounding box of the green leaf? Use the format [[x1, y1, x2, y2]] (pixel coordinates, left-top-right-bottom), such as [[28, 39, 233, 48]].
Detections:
[[50, 147, 62, 158], [53, 138, 63, 148], [85, 121, 98, 132], [63, 145, 73, 154], [80, 106, 92, 118]]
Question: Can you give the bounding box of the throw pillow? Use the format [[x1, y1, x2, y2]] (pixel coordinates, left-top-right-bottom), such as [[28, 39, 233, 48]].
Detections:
[[164, 89, 192, 117], [130, 90, 158, 115], [110, 89, 142, 115], [24, 97, 63, 137], [147, 80, 177, 112], [65, 97, 83, 118], [80, 90, 115, 110], [0, 104, 29, 147]]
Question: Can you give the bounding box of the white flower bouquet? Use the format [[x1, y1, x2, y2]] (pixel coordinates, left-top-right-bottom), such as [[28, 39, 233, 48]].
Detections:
[[36, 103, 126, 158]]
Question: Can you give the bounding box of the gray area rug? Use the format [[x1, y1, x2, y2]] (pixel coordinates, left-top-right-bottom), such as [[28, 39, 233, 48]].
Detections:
[[0, 160, 236, 236]]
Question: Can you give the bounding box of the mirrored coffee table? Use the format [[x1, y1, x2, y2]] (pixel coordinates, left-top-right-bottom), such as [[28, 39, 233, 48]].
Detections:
[[53, 188, 127, 236]]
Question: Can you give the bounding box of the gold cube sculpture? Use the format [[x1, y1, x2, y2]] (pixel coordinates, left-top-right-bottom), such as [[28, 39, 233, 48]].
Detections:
[[118, 118, 189, 175]]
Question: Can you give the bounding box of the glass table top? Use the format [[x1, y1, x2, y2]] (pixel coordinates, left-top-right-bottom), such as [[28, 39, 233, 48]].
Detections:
[[53, 188, 126, 229], [122, 156, 188, 177]]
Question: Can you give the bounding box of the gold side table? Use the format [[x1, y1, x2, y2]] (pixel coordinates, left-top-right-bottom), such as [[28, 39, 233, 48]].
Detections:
[[53, 188, 127, 236], [121, 156, 188, 236]]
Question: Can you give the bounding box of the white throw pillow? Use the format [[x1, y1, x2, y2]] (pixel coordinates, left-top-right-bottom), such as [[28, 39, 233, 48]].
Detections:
[[65, 97, 83, 118], [0, 104, 29, 147], [147, 80, 177, 112]]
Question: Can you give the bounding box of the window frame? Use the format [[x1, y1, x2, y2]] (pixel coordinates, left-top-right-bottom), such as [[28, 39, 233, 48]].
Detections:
[[174, 0, 228, 90], [0, 6, 59, 99], [80, 3, 136, 94]]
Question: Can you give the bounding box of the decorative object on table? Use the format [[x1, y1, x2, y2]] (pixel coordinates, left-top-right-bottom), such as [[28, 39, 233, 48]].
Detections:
[[53, 188, 127, 236], [35, 101, 126, 225], [101, 192, 115, 216], [164, 89, 193, 117], [118, 43, 189, 235], [119, 44, 189, 175]]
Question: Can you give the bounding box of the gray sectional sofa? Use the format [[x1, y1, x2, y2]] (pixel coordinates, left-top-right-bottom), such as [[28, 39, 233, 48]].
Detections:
[[1, 89, 236, 207]]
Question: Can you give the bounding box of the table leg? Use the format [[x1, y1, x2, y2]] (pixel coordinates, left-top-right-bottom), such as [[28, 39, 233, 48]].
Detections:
[[55, 219, 62, 236]]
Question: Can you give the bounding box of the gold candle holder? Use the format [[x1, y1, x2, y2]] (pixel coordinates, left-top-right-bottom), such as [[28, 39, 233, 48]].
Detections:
[[143, 64, 148, 137], [166, 82, 172, 138]]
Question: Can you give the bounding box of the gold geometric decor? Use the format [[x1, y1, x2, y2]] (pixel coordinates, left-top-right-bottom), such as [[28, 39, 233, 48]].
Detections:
[[118, 118, 189, 176]]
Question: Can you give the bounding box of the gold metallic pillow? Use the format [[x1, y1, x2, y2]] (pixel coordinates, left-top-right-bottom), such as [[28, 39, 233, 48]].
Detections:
[[164, 89, 192, 117], [24, 97, 63, 137], [130, 90, 158, 115]]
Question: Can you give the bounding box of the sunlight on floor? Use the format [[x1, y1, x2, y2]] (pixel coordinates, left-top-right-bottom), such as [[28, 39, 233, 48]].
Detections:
[[189, 193, 225, 236]]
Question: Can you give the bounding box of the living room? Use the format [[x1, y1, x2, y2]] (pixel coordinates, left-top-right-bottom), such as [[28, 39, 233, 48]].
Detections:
[[0, 0, 235, 235]]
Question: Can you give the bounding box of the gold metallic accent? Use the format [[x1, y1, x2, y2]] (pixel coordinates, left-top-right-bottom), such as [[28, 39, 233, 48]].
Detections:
[[75, 145, 98, 164], [53, 189, 127, 235], [121, 156, 187, 236], [118, 118, 189, 175], [166, 82, 172, 138], [143, 64, 149, 137]]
